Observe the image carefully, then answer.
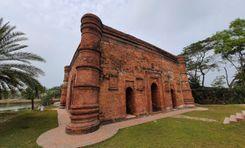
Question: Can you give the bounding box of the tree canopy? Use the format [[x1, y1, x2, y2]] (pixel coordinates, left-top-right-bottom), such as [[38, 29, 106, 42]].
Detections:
[[183, 18, 245, 104], [183, 18, 244, 89]]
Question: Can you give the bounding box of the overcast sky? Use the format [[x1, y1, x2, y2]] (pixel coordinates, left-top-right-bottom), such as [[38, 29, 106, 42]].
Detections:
[[0, 0, 244, 88]]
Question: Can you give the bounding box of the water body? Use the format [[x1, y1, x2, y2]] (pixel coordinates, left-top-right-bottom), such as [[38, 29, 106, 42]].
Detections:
[[0, 104, 31, 112]]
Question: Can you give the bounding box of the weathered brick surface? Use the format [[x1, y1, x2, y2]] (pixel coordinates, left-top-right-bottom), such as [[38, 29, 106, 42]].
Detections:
[[60, 13, 194, 134], [60, 66, 70, 108]]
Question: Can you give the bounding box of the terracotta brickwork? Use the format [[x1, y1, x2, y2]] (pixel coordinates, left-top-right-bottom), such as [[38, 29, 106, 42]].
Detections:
[[61, 13, 194, 134]]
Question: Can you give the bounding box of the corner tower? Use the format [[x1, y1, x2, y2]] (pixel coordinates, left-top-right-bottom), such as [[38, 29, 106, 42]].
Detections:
[[65, 14, 102, 134], [177, 56, 194, 107], [60, 66, 70, 108]]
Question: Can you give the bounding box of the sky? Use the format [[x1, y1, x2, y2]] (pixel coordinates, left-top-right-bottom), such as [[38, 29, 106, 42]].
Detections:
[[0, 0, 244, 88]]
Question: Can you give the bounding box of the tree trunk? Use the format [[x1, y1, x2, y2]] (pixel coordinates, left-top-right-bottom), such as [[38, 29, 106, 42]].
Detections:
[[201, 73, 205, 87], [224, 67, 231, 88], [31, 98, 34, 110]]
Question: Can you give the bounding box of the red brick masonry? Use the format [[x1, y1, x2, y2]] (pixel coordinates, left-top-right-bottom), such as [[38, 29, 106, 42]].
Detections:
[[60, 13, 194, 134]]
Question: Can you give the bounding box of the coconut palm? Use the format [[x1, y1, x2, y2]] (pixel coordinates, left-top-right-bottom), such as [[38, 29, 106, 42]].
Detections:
[[0, 18, 45, 96]]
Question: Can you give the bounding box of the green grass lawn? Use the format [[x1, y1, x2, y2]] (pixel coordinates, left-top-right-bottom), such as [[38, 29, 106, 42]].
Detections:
[[0, 109, 57, 148], [0, 111, 18, 123], [88, 105, 245, 148]]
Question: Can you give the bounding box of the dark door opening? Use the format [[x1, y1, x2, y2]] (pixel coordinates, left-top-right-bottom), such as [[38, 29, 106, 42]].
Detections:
[[151, 83, 160, 112], [171, 89, 177, 108], [126, 87, 134, 114]]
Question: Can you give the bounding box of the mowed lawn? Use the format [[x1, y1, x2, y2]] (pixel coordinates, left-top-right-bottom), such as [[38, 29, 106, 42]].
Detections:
[[88, 105, 245, 148], [0, 109, 57, 148]]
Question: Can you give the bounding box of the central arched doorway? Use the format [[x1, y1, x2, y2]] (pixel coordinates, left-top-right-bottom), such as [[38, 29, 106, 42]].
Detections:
[[151, 83, 160, 112], [171, 89, 177, 108], [125, 87, 134, 115]]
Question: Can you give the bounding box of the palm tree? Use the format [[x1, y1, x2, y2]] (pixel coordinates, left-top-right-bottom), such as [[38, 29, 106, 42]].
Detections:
[[0, 18, 45, 99]]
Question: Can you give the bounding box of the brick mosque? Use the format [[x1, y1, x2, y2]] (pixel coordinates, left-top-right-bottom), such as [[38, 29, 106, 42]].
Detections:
[[60, 13, 194, 134]]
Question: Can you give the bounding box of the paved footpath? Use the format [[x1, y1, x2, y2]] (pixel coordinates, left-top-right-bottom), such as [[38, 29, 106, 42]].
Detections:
[[37, 107, 207, 148]]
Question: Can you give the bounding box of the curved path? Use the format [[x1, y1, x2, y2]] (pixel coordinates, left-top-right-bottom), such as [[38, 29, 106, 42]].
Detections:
[[37, 107, 207, 148]]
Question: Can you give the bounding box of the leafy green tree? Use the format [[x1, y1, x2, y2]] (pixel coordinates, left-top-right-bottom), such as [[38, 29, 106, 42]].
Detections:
[[184, 18, 244, 89], [211, 18, 245, 88], [184, 18, 244, 104], [21, 81, 44, 110], [41, 86, 61, 106], [0, 18, 45, 97], [183, 38, 217, 87], [21, 87, 35, 110], [47, 86, 61, 98]]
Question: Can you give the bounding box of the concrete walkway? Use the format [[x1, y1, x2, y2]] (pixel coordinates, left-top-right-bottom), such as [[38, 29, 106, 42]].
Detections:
[[37, 107, 207, 148]]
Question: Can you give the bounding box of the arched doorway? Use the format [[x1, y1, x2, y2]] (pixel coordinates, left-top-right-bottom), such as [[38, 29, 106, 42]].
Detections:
[[151, 83, 160, 112], [171, 89, 177, 108], [125, 87, 134, 115]]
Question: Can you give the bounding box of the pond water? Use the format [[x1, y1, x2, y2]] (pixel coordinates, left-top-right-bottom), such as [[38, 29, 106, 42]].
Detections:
[[0, 104, 31, 112]]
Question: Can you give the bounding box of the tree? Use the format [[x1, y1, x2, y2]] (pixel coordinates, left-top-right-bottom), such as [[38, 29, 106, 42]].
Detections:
[[212, 18, 245, 88], [47, 86, 61, 98], [211, 75, 226, 88], [183, 38, 217, 87], [183, 18, 244, 104], [0, 18, 45, 97], [21, 80, 44, 110], [21, 87, 35, 110], [41, 86, 61, 106], [188, 74, 201, 89], [184, 18, 244, 88]]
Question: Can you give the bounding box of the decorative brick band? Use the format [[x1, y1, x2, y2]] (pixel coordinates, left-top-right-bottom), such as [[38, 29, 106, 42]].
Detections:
[[73, 85, 100, 90], [181, 89, 192, 92], [70, 104, 99, 109], [76, 65, 102, 72], [78, 48, 101, 54], [69, 108, 99, 115]]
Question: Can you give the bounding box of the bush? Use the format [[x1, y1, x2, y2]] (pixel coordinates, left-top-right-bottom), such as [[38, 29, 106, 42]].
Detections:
[[192, 87, 245, 104], [41, 86, 61, 106]]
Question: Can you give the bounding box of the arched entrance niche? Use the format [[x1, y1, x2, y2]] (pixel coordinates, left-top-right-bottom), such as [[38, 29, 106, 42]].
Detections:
[[125, 87, 134, 115], [151, 83, 160, 112], [171, 89, 177, 108]]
